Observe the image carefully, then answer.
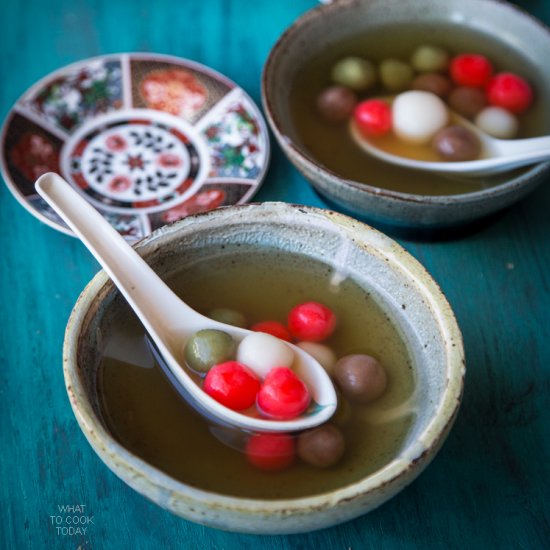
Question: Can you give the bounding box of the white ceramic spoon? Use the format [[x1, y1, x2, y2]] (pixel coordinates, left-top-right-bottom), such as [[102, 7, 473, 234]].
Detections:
[[350, 117, 550, 177], [35, 172, 337, 433]]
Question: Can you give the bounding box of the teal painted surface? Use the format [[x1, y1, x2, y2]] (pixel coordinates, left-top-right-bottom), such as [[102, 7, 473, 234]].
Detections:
[[1, 1, 549, 548]]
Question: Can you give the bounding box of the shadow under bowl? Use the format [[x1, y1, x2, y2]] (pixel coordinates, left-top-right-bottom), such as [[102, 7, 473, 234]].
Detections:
[[64, 202, 464, 534]]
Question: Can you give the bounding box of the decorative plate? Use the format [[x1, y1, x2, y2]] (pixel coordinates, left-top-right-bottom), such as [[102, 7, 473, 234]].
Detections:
[[0, 53, 270, 240]]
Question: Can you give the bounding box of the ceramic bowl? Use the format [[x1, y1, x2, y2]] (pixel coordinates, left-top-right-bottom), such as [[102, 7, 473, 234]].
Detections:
[[64, 202, 464, 534], [262, 0, 550, 232]]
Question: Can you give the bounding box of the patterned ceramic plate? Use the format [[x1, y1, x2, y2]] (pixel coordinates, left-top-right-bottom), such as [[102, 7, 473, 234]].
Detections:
[[0, 53, 270, 240]]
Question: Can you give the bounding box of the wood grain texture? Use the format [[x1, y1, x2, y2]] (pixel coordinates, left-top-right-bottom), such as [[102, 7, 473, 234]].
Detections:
[[0, 1, 548, 549]]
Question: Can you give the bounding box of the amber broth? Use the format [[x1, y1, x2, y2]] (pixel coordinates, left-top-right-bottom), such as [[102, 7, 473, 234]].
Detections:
[[289, 23, 549, 196], [98, 252, 415, 499]]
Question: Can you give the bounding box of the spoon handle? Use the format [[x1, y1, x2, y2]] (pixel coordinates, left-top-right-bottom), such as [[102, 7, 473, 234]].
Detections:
[[494, 135, 550, 164], [35, 172, 198, 340]]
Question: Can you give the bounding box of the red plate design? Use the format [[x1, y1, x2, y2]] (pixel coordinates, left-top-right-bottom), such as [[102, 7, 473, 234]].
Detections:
[[0, 53, 270, 240]]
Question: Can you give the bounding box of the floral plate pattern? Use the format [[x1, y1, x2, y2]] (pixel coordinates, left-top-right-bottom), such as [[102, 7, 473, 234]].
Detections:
[[0, 53, 270, 240]]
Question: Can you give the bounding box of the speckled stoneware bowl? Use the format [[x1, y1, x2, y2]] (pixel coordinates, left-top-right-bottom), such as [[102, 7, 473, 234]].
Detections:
[[64, 202, 464, 534], [262, 0, 550, 231]]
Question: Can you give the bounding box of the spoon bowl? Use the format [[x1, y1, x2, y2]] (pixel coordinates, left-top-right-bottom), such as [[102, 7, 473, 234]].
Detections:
[[350, 114, 550, 178], [35, 172, 337, 433]]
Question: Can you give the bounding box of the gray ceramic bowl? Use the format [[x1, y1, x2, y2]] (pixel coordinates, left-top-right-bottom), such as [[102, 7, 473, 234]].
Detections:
[[64, 202, 464, 534], [262, 0, 550, 231]]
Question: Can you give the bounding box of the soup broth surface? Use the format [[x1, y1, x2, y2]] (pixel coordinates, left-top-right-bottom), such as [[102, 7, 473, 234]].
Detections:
[[290, 23, 549, 196], [99, 252, 415, 499]]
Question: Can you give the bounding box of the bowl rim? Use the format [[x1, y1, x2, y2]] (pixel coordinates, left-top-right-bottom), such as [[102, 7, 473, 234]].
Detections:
[[63, 202, 465, 514], [261, 0, 550, 206]]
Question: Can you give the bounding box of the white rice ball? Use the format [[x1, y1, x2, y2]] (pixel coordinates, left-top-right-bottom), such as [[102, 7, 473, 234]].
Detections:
[[475, 106, 518, 139], [392, 91, 449, 144], [237, 332, 294, 378]]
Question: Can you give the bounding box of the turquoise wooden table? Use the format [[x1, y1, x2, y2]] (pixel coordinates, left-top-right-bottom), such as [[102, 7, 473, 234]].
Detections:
[[1, 1, 549, 548]]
